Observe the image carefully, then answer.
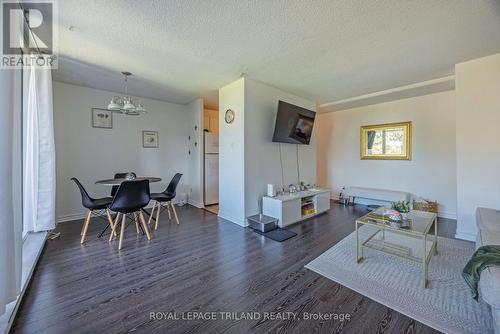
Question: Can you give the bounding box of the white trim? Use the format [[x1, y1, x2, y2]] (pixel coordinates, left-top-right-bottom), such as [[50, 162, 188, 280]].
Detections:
[[55, 201, 174, 224], [0, 232, 47, 334], [455, 231, 476, 242], [319, 75, 455, 109], [437, 211, 457, 220], [57, 212, 88, 223], [188, 199, 204, 209], [197, 104, 205, 208], [218, 211, 247, 227]]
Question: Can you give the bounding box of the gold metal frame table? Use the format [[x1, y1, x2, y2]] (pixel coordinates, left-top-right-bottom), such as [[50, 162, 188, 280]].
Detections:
[[355, 207, 438, 288]]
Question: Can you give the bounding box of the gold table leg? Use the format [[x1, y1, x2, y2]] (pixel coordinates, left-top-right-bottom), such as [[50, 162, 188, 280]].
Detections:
[[423, 233, 428, 288], [356, 221, 363, 263], [434, 217, 438, 255]]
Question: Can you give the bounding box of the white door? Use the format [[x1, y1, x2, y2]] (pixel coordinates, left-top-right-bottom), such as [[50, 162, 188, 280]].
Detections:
[[204, 154, 219, 205]]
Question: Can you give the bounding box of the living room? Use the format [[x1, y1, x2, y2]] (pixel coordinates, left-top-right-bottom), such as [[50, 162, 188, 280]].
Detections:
[[1, 1, 500, 334]]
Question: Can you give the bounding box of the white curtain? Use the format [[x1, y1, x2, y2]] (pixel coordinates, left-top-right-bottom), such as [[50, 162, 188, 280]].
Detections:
[[0, 70, 22, 315], [23, 62, 56, 232]]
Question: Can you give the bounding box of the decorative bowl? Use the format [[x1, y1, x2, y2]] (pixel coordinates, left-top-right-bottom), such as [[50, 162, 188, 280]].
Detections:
[[384, 209, 403, 227]]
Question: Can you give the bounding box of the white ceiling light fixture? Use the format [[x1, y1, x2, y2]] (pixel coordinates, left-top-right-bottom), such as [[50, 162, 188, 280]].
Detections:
[[107, 71, 147, 115]]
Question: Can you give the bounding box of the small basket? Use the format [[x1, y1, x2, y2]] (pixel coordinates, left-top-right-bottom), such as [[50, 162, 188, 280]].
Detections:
[[413, 200, 438, 213]]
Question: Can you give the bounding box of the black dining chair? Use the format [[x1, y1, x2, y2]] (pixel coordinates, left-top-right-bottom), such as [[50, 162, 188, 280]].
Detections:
[[108, 180, 152, 250], [149, 173, 183, 230], [110, 172, 136, 197], [109, 172, 137, 232], [71, 178, 116, 244]]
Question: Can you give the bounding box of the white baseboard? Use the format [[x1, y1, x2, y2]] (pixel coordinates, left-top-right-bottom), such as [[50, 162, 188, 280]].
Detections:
[[188, 199, 204, 208], [218, 210, 247, 227], [56, 201, 178, 224], [57, 212, 88, 223], [455, 230, 477, 242], [437, 211, 457, 220]]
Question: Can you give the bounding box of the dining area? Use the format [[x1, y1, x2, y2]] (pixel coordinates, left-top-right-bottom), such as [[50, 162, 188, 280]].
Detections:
[[71, 172, 183, 250]]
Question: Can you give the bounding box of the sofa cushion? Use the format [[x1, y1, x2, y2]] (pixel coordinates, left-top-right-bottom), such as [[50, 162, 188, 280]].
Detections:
[[476, 229, 500, 309], [479, 266, 500, 310], [477, 207, 500, 232], [477, 229, 500, 248]]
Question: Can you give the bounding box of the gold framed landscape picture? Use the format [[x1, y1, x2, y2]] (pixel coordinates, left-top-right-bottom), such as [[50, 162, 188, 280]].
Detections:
[[360, 121, 412, 160]]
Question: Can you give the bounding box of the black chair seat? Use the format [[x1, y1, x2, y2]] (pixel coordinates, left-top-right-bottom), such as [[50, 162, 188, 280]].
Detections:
[[71, 178, 112, 210], [108, 180, 152, 249], [89, 197, 113, 210], [109, 180, 151, 214], [70, 177, 116, 244], [149, 173, 183, 229], [151, 192, 175, 202]]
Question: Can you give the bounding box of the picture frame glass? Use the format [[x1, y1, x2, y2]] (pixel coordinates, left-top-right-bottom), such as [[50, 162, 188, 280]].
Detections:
[[143, 131, 159, 148], [360, 122, 411, 160], [92, 108, 113, 128]]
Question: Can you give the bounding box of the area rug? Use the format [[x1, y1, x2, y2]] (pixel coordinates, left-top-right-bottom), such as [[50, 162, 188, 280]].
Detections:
[[305, 227, 494, 334]]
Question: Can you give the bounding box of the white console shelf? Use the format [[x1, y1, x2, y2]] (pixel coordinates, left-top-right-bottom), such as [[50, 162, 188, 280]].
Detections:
[[262, 189, 331, 227]]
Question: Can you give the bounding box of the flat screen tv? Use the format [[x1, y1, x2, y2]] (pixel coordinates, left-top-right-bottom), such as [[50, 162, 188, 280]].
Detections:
[[272, 101, 316, 145]]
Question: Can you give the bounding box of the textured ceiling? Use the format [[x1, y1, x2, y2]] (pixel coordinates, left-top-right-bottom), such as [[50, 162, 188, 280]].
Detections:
[[53, 0, 500, 108]]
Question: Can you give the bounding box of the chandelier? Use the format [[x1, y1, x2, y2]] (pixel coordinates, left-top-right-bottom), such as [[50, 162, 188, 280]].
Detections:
[[107, 72, 147, 115]]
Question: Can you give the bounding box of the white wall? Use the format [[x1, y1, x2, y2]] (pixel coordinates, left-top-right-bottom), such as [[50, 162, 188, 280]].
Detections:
[[218, 78, 246, 225], [455, 53, 500, 240], [244, 79, 316, 217], [186, 98, 204, 208], [53, 81, 192, 222], [317, 91, 457, 219], [218, 78, 317, 226]]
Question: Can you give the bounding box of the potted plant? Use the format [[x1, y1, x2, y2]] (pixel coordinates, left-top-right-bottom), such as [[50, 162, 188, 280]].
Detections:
[[391, 201, 410, 219]]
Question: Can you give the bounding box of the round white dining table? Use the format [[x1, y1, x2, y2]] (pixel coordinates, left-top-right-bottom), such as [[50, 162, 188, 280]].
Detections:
[[95, 177, 162, 186]]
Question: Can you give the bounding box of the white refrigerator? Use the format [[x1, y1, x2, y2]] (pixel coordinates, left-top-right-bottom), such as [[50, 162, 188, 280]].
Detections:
[[204, 133, 219, 205]]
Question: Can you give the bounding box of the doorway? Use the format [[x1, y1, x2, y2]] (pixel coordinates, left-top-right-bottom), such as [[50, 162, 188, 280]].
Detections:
[[203, 108, 219, 214]]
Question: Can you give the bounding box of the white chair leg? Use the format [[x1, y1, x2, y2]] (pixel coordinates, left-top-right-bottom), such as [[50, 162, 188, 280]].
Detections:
[[134, 212, 140, 234], [109, 213, 120, 242], [118, 214, 126, 250], [171, 202, 180, 225], [167, 203, 172, 220], [155, 202, 161, 230], [80, 210, 92, 244], [139, 211, 152, 240], [148, 201, 157, 225], [105, 209, 117, 236]]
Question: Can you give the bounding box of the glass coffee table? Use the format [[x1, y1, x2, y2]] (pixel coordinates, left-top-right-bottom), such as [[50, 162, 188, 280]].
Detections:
[[356, 207, 438, 288]]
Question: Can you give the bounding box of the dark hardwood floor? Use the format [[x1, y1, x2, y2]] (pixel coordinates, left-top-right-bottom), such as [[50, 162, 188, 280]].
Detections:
[[11, 203, 455, 334]]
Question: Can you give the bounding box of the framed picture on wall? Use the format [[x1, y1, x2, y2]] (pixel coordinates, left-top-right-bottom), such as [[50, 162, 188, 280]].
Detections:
[[91, 108, 113, 129], [142, 130, 159, 148]]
